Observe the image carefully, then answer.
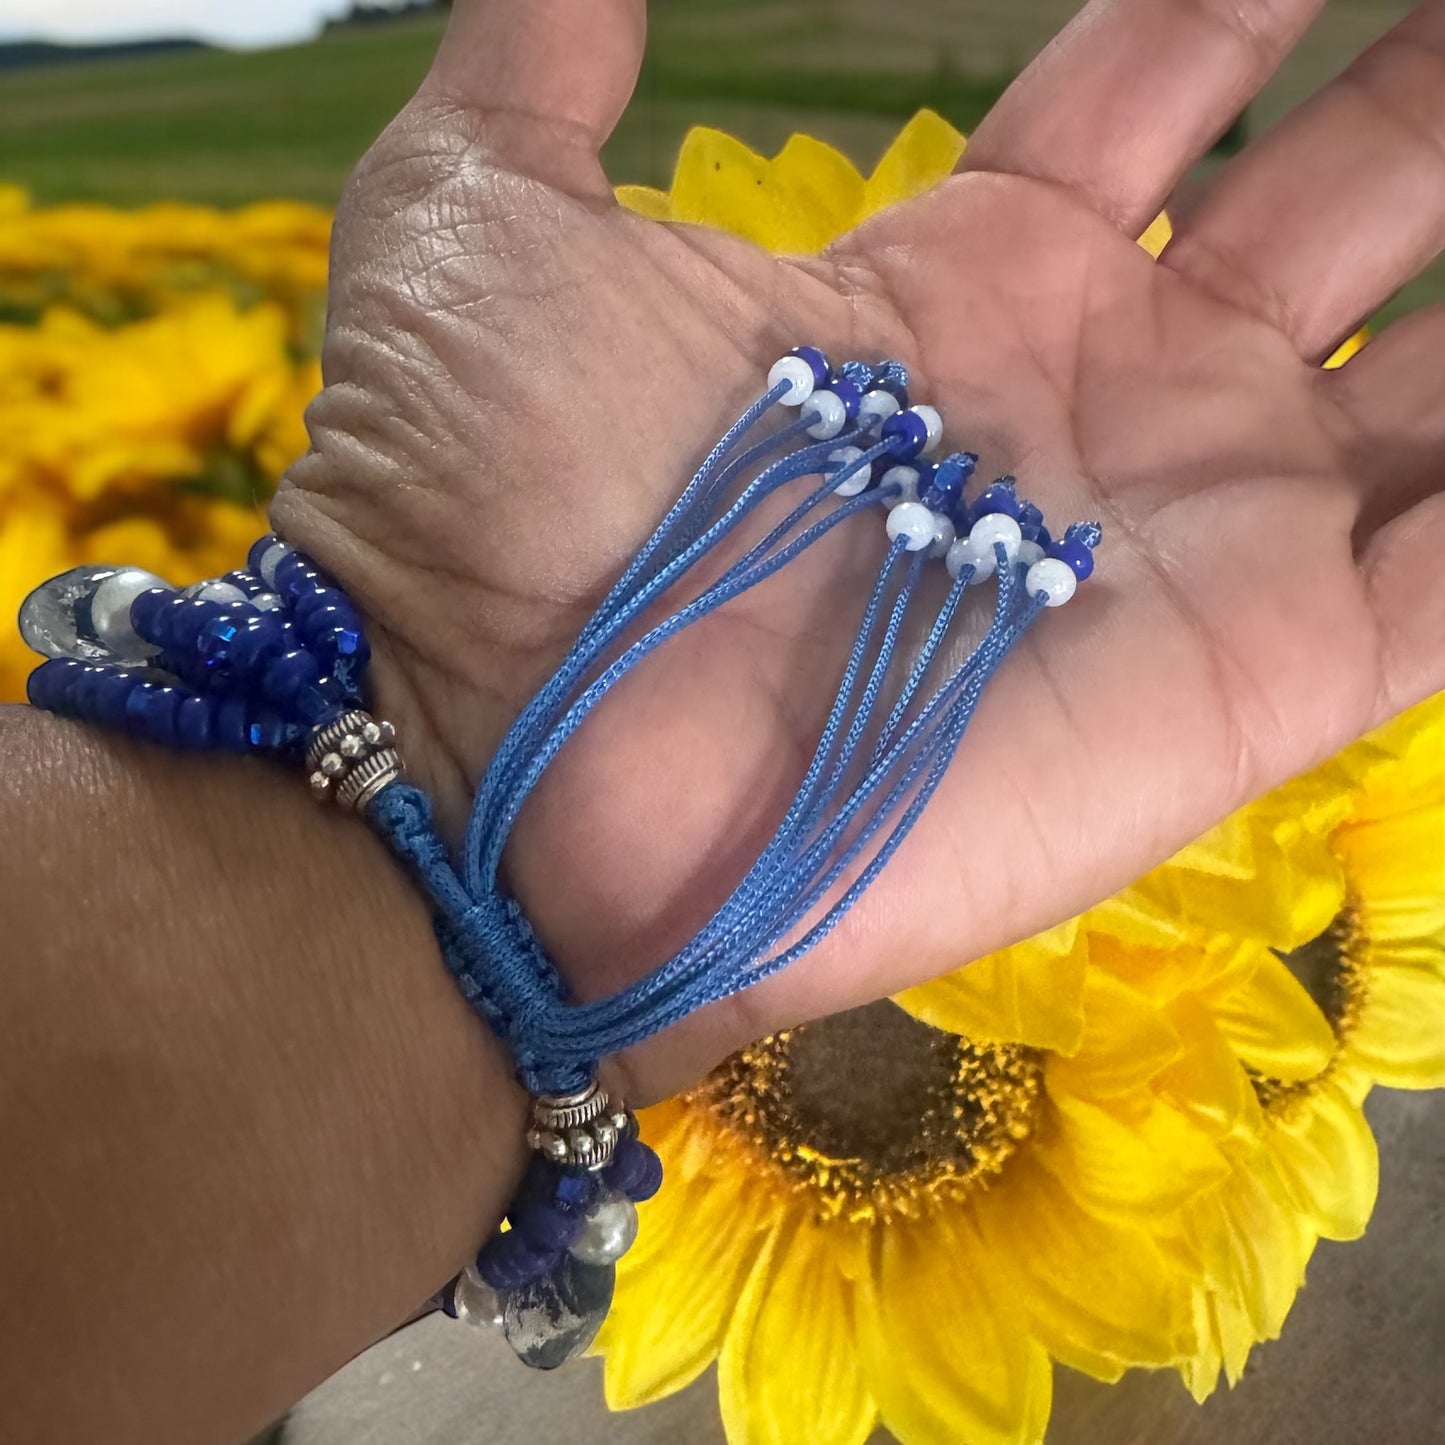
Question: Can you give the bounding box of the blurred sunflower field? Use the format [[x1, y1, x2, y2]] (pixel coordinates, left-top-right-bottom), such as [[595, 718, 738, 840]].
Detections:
[[0, 185, 328, 701]]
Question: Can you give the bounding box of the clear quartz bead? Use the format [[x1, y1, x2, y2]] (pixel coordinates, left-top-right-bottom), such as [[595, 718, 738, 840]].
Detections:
[[568, 1191, 639, 1267], [501, 1255, 615, 1370], [19, 566, 166, 663], [453, 1263, 505, 1329]]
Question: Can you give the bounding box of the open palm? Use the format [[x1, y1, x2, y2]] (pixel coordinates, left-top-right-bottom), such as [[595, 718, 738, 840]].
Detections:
[[275, 0, 1445, 1097]]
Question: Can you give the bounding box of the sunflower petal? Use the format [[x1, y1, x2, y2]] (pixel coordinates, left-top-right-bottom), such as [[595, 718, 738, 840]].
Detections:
[[1347, 957, 1445, 1088], [857, 1214, 1051, 1445], [718, 1219, 875, 1445], [896, 922, 1086, 1053], [975, 1152, 1196, 1374], [600, 1129, 780, 1408], [1212, 949, 1338, 1083], [1267, 1080, 1378, 1240], [861, 109, 966, 216]]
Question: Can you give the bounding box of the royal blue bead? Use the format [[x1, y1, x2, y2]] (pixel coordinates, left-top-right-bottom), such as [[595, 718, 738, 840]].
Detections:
[[95, 671, 138, 729], [881, 409, 929, 460], [246, 709, 296, 752], [27, 660, 67, 711], [72, 666, 108, 717], [628, 1143, 663, 1203], [246, 535, 278, 573], [272, 552, 326, 604], [1034, 524, 1053, 550], [291, 588, 344, 631], [973, 480, 1022, 521], [260, 649, 321, 708], [128, 588, 174, 648], [314, 622, 368, 665], [514, 1203, 585, 1254], [177, 696, 217, 750], [913, 463, 937, 502], [1047, 537, 1095, 581], [222, 569, 266, 598], [789, 345, 830, 388], [828, 378, 862, 420], [224, 614, 286, 678], [927, 452, 977, 510], [217, 696, 251, 753], [476, 1230, 558, 1291], [291, 680, 347, 730], [134, 686, 184, 746], [874, 359, 909, 406], [295, 602, 357, 646], [553, 1170, 599, 1212], [1018, 501, 1044, 532]]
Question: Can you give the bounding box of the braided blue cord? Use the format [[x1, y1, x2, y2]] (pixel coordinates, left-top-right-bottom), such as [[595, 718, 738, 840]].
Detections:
[[367, 369, 1087, 1092]]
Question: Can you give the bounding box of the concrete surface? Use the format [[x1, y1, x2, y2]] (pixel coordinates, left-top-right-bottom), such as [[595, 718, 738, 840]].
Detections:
[[280, 1089, 1443, 1445]]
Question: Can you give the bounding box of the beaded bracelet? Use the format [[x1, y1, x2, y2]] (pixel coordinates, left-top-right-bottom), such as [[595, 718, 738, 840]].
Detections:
[[19, 348, 1098, 1370]]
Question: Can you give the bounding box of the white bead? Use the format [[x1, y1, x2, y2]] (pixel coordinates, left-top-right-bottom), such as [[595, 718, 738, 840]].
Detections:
[[569, 1194, 639, 1267], [767, 355, 816, 406], [969, 513, 1023, 565], [857, 389, 900, 431], [1026, 557, 1078, 607], [928, 512, 956, 559], [252, 592, 285, 611], [90, 568, 166, 659], [804, 390, 847, 440], [828, 446, 871, 497], [454, 1263, 505, 1328], [1016, 539, 1045, 569], [949, 534, 997, 582], [258, 542, 292, 587], [880, 465, 919, 509], [183, 580, 249, 606], [912, 404, 944, 456], [885, 501, 936, 552], [945, 537, 974, 581]]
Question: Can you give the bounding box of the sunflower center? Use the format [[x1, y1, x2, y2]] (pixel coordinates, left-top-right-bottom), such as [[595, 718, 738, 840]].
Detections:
[[696, 1000, 1043, 1222], [1255, 903, 1368, 1114]]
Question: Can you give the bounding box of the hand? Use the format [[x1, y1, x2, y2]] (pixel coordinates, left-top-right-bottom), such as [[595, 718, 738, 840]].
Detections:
[[274, 0, 1445, 1099]]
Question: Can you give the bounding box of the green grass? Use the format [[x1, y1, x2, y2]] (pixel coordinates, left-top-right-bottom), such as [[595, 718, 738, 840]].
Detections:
[[0, 1, 1438, 322], [0, 7, 1009, 207]]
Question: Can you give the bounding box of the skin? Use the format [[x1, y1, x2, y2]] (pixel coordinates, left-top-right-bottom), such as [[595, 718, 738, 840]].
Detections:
[[0, 0, 1442, 1441]]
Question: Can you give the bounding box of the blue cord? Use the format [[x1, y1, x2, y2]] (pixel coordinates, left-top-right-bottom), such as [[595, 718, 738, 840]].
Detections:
[[365, 359, 1097, 1093]]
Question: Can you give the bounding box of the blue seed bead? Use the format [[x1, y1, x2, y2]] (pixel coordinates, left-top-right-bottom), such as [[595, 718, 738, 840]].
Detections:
[[225, 614, 287, 679], [217, 695, 251, 753], [881, 408, 929, 460], [314, 620, 368, 665], [177, 696, 217, 750], [95, 671, 138, 729], [27, 659, 68, 711], [837, 360, 874, 390], [246, 709, 296, 752], [294, 602, 356, 646], [72, 665, 108, 718], [553, 1170, 599, 1212], [1034, 524, 1053, 550], [627, 1143, 664, 1203], [515, 1203, 585, 1254], [1047, 536, 1095, 581], [291, 587, 346, 631], [789, 345, 830, 388], [133, 686, 184, 746], [246, 535, 279, 574], [874, 359, 910, 406], [129, 587, 174, 649], [927, 452, 977, 510], [476, 1230, 558, 1291], [973, 479, 1022, 521], [1018, 502, 1045, 542], [272, 552, 327, 605], [292, 678, 348, 730], [828, 377, 863, 421], [221, 569, 266, 598], [261, 649, 321, 708]]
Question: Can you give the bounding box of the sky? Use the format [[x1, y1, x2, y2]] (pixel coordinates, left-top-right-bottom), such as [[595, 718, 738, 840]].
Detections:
[[0, 1, 360, 48]]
